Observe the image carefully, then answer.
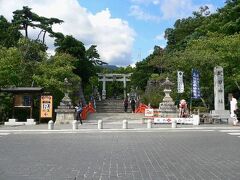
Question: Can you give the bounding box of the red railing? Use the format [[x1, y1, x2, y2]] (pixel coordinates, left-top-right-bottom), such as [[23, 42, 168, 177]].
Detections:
[[135, 103, 148, 113], [81, 102, 96, 120]]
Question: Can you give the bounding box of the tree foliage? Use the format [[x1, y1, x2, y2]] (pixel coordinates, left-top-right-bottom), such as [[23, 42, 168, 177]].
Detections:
[[133, 1, 240, 108], [0, 16, 22, 48]]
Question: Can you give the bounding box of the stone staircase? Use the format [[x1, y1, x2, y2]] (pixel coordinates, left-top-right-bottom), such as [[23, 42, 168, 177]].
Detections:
[[86, 112, 144, 124], [95, 99, 129, 113]]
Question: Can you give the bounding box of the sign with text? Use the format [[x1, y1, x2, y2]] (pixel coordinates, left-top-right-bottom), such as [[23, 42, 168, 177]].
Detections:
[[40, 96, 53, 118], [153, 117, 194, 124], [14, 95, 31, 107], [145, 108, 154, 117], [177, 71, 184, 93], [192, 69, 201, 99]]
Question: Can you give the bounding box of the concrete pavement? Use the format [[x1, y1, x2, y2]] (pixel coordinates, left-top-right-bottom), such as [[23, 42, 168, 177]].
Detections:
[[0, 128, 240, 180]]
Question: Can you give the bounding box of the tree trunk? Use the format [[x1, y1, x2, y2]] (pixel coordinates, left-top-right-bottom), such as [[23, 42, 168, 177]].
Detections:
[[43, 31, 46, 44], [79, 80, 86, 106], [37, 30, 43, 41], [25, 24, 28, 38], [234, 80, 240, 90]]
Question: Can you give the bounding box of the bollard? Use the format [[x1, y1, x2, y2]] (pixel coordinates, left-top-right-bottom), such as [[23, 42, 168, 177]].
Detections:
[[72, 120, 78, 130], [123, 120, 128, 129], [147, 119, 152, 128], [48, 120, 54, 130], [172, 119, 177, 128], [98, 120, 103, 129]]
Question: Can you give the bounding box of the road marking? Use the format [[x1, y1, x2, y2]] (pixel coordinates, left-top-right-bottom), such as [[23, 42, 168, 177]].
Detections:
[[0, 129, 216, 135], [219, 130, 240, 132], [228, 133, 240, 136], [0, 133, 10, 135]]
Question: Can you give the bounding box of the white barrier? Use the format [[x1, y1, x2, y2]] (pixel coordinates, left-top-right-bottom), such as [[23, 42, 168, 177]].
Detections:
[[123, 120, 128, 129], [147, 120, 152, 128], [98, 120, 103, 129], [72, 120, 78, 130], [48, 120, 54, 130], [153, 115, 200, 125]]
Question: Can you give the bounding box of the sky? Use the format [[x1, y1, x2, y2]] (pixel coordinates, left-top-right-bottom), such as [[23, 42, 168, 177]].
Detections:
[[0, 0, 226, 66]]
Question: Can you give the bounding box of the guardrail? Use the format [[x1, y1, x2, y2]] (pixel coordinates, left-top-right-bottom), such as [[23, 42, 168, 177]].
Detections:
[[81, 102, 96, 120], [135, 103, 148, 113]]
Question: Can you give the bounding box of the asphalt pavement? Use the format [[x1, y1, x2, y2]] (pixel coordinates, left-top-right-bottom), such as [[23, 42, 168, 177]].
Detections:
[[0, 121, 240, 180]]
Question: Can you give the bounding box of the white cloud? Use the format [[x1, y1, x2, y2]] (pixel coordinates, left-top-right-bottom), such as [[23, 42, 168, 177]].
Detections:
[[130, 0, 160, 5], [160, 0, 196, 20], [160, 0, 217, 20], [130, 0, 217, 22], [129, 5, 160, 22], [148, 49, 154, 54], [155, 33, 165, 41], [0, 0, 135, 66], [154, 33, 167, 48]]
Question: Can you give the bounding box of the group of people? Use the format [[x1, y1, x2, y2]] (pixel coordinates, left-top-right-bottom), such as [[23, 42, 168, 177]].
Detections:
[[123, 97, 136, 113]]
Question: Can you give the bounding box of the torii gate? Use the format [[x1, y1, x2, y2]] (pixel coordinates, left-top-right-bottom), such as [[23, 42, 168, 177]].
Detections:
[[97, 73, 132, 99]]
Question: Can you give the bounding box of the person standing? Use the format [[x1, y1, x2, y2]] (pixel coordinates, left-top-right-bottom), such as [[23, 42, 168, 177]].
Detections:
[[123, 97, 129, 112], [130, 98, 136, 113]]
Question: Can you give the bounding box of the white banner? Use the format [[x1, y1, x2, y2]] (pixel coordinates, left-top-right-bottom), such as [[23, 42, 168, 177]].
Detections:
[[177, 71, 184, 93], [153, 117, 194, 124]]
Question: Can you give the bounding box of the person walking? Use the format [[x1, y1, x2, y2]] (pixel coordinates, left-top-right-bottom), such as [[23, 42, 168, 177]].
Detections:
[[123, 97, 129, 112], [75, 100, 83, 124], [130, 98, 136, 113]]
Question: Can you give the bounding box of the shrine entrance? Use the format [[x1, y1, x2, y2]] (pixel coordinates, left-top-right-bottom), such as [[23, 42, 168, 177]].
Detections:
[[97, 73, 132, 99]]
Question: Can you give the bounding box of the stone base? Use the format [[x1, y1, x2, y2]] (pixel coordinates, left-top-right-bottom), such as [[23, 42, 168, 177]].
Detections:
[[26, 119, 37, 125], [210, 110, 230, 123], [159, 112, 179, 118], [5, 118, 36, 126], [55, 108, 75, 124]]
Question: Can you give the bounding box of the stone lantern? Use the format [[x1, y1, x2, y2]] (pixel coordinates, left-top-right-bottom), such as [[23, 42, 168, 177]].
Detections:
[[159, 77, 178, 117], [55, 78, 75, 124]]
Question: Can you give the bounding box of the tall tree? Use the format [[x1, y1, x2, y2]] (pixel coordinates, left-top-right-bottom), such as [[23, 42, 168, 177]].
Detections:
[[33, 53, 80, 106], [0, 16, 22, 48], [55, 35, 103, 105], [12, 6, 63, 44]]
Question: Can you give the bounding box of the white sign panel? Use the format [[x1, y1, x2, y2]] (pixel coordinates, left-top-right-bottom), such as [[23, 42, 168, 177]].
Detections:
[[145, 108, 154, 117], [153, 117, 194, 124]]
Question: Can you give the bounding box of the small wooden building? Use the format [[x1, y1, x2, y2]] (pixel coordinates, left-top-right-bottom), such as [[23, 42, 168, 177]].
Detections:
[[0, 87, 43, 121]]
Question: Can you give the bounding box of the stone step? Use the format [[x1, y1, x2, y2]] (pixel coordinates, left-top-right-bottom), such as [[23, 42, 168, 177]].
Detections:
[[95, 99, 131, 113], [86, 112, 144, 122]]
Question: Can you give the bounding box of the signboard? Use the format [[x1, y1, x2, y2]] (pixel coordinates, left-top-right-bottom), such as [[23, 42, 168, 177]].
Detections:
[[153, 117, 194, 124], [14, 95, 31, 107], [145, 108, 154, 117], [177, 71, 184, 93], [40, 96, 53, 118]]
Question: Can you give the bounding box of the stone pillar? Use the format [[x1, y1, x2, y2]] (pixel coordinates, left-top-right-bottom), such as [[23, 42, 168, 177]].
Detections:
[[211, 67, 230, 122], [214, 66, 225, 111], [102, 75, 106, 100]]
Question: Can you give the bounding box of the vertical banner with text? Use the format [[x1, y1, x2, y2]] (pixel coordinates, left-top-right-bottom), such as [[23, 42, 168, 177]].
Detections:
[[40, 95, 53, 118], [192, 69, 201, 99], [177, 71, 184, 93]]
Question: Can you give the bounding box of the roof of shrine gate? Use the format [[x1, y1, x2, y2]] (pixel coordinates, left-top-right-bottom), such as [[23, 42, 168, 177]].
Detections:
[[0, 87, 44, 94], [97, 73, 132, 82]]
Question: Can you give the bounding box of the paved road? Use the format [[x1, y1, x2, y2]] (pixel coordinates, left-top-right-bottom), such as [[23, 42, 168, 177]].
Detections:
[[0, 129, 240, 180]]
